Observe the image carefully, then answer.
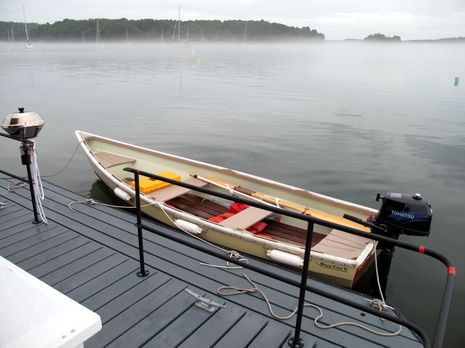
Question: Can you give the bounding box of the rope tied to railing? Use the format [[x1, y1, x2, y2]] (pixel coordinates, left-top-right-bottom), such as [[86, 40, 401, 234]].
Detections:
[[67, 196, 250, 269], [218, 273, 402, 337]]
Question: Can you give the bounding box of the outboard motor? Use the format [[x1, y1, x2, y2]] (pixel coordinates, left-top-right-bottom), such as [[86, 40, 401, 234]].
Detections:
[[372, 192, 432, 296], [344, 192, 432, 296], [375, 192, 433, 239]]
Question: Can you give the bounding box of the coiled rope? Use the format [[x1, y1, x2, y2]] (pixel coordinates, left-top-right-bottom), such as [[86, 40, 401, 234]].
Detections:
[[7, 181, 27, 192], [217, 270, 401, 337]]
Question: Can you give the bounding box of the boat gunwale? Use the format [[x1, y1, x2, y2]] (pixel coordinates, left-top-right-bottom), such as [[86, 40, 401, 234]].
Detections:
[[75, 130, 377, 216], [75, 130, 376, 271]]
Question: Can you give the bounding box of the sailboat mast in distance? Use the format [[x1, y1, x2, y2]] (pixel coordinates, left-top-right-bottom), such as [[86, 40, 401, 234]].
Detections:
[[177, 5, 181, 41], [22, 5, 33, 49], [96, 20, 100, 43]]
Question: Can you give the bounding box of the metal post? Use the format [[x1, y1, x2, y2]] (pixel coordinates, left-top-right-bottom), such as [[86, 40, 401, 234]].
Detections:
[[376, 246, 395, 297], [288, 221, 314, 348], [134, 170, 149, 277], [21, 142, 40, 224]]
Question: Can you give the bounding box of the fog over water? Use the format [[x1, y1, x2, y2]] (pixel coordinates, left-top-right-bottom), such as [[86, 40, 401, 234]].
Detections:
[[1, 41, 464, 346]]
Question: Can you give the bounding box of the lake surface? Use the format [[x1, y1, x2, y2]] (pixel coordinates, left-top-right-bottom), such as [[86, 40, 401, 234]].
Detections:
[[1, 41, 464, 346]]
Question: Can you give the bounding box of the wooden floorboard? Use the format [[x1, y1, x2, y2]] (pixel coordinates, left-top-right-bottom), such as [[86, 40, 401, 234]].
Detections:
[[106, 289, 203, 348], [16, 236, 91, 270], [214, 311, 269, 347], [143, 303, 217, 347], [0, 178, 423, 348], [66, 259, 138, 300], [80, 268, 160, 312], [88, 279, 187, 347], [6, 231, 79, 263], [247, 322, 293, 348], [177, 306, 246, 348]]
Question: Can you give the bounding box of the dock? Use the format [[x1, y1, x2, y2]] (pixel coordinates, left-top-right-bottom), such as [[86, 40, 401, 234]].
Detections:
[[0, 177, 423, 347]]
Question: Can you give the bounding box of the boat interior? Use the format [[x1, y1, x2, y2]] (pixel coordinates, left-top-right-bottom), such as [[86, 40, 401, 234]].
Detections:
[[90, 148, 372, 259]]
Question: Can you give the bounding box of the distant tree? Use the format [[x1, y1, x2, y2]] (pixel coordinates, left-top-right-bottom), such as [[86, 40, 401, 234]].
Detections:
[[364, 33, 401, 41]]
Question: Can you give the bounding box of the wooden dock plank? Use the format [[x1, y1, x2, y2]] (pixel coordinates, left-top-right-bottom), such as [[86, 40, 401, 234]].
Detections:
[[87, 278, 187, 347], [38, 247, 114, 284], [0, 224, 64, 251], [95, 272, 173, 323], [53, 253, 128, 294], [178, 307, 246, 348], [214, 312, 269, 347], [247, 322, 293, 348], [0, 210, 35, 231], [141, 300, 216, 347], [25, 241, 102, 275], [80, 268, 159, 312], [66, 258, 138, 301], [5, 231, 79, 263], [16, 237, 90, 270], [0, 201, 22, 217], [107, 289, 207, 348]]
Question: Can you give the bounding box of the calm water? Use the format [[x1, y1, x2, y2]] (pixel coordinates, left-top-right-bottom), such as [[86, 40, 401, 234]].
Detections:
[[1, 42, 464, 346]]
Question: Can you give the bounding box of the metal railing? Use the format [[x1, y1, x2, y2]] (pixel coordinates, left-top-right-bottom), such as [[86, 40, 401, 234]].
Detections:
[[124, 167, 455, 348]]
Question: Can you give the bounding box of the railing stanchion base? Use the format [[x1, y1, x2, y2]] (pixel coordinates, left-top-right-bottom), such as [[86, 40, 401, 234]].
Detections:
[[137, 270, 150, 277], [288, 337, 304, 348]]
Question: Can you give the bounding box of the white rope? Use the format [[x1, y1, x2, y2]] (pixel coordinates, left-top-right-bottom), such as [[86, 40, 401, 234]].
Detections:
[[42, 140, 84, 178], [30, 142, 47, 224], [67, 194, 248, 268], [217, 273, 402, 337], [67, 198, 157, 212], [7, 181, 27, 192], [364, 242, 394, 311]]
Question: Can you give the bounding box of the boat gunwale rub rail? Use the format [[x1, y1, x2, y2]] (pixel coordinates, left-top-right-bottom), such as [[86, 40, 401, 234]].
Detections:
[[125, 167, 456, 348]]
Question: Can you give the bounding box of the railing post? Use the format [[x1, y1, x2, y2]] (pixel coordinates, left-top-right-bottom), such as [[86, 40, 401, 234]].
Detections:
[[289, 221, 314, 348], [134, 170, 149, 277]]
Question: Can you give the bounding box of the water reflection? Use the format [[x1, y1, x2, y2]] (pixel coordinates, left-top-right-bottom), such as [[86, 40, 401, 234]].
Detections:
[[1, 42, 465, 345]]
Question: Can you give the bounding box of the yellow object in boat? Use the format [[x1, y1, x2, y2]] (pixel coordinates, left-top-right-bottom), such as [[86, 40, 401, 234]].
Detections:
[[130, 171, 181, 194]]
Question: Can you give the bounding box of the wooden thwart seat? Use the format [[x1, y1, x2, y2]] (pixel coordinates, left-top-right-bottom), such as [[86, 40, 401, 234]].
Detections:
[[313, 229, 372, 260], [220, 206, 272, 230], [94, 151, 136, 168], [146, 177, 207, 202]]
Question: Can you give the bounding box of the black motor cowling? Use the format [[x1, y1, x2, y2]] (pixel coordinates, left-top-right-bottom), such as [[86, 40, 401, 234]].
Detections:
[[375, 192, 432, 237]]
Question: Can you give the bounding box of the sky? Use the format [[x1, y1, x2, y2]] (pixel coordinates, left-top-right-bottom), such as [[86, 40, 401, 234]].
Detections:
[[1, 0, 464, 40]]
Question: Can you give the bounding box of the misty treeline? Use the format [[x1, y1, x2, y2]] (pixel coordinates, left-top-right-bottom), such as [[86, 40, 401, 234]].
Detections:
[[364, 33, 401, 41], [0, 18, 325, 42]]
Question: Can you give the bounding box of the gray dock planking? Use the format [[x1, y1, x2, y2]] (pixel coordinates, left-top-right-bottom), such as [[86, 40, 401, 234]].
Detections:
[[0, 177, 423, 347]]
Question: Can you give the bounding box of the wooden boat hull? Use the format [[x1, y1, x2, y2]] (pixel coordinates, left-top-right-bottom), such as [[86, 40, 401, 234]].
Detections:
[[76, 130, 377, 288]]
